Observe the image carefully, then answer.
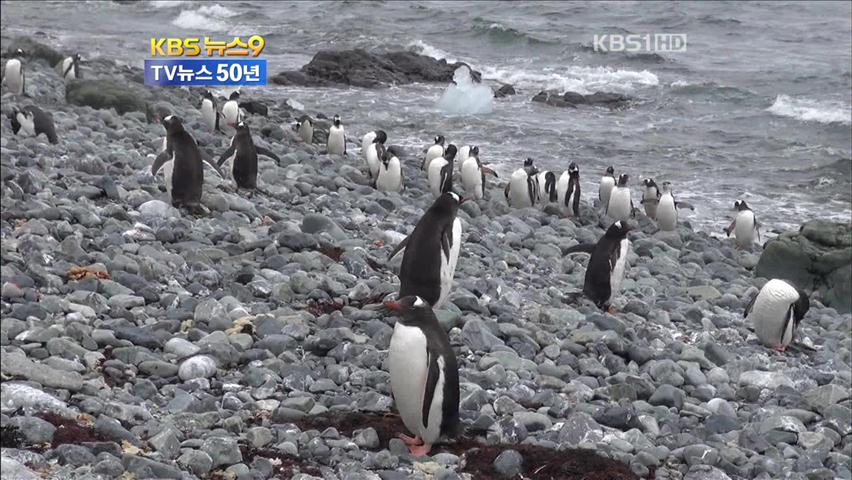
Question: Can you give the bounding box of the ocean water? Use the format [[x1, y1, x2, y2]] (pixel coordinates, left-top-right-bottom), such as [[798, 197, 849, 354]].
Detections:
[[2, 0, 850, 234]]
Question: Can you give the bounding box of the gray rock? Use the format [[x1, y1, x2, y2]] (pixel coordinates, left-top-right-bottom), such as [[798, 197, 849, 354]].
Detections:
[[461, 319, 504, 352], [684, 465, 733, 480], [649, 384, 686, 409], [739, 370, 794, 389], [149, 426, 180, 459], [54, 444, 96, 466], [0, 457, 38, 480], [683, 444, 719, 466], [66, 79, 148, 115], [123, 454, 183, 479], [1, 350, 83, 391], [202, 435, 243, 468], [493, 449, 523, 478], [513, 411, 552, 432], [178, 355, 217, 381], [9, 416, 55, 444], [353, 427, 380, 449], [177, 450, 213, 476], [301, 213, 347, 240], [804, 384, 850, 413]]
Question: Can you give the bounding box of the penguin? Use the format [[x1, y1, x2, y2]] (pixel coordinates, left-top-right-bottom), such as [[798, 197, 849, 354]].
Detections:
[[505, 159, 539, 208], [376, 144, 403, 192], [56, 53, 82, 81], [151, 115, 222, 210], [556, 162, 581, 217], [428, 144, 457, 197], [362, 130, 377, 158], [327, 114, 346, 155], [422, 135, 445, 171], [641, 178, 660, 219], [3, 48, 26, 96], [365, 130, 387, 180], [296, 115, 314, 144], [656, 182, 694, 231], [458, 145, 472, 163], [387, 192, 465, 309], [599, 166, 615, 210], [460, 147, 497, 200], [221, 90, 242, 129], [566, 220, 633, 312], [200, 90, 221, 133], [7, 105, 58, 144], [216, 121, 280, 190], [606, 174, 634, 222], [725, 200, 760, 248], [744, 279, 809, 352], [384, 295, 460, 456], [535, 171, 558, 204]]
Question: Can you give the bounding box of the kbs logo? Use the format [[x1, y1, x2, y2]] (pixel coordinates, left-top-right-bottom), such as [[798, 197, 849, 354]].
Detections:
[[593, 34, 687, 53], [144, 36, 267, 87]]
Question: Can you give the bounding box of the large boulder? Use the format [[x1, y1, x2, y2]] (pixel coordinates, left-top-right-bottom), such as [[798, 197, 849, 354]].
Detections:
[[756, 220, 852, 312], [532, 90, 631, 109], [66, 79, 148, 115], [271, 49, 480, 89], [6, 36, 64, 66]]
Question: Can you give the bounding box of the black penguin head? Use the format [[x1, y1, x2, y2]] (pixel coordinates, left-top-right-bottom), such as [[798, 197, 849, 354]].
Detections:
[[229, 90, 240, 100], [161, 115, 185, 134], [235, 121, 250, 135], [643, 178, 657, 188], [434, 135, 445, 146], [432, 191, 465, 215], [524, 157, 534, 168], [203, 90, 214, 101], [443, 144, 458, 160], [13, 48, 25, 58], [605, 220, 633, 239], [384, 295, 434, 325], [471, 146, 479, 157], [793, 290, 810, 323], [617, 174, 629, 186], [734, 200, 750, 211], [373, 130, 387, 144], [333, 115, 341, 127], [605, 166, 614, 175], [568, 162, 579, 175], [73, 53, 82, 62]]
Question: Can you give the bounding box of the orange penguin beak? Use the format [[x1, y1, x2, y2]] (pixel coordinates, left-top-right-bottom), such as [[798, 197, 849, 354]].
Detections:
[[383, 300, 401, 310]]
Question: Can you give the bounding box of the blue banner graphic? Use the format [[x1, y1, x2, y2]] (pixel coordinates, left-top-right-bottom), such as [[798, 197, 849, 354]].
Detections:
[[144, 59, 267, 86]]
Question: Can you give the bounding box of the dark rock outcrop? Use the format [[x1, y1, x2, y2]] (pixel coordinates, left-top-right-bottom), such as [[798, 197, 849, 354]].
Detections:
[[756, 220, 851, 312], [66, 79, 148, 115], [271, 49, 480, 89], [494, 83, 516, 98], [6, 36, 64, 66], [532, 90, 631, 109]]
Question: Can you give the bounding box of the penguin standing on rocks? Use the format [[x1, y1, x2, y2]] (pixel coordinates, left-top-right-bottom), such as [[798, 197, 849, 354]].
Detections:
[[536, 170, 558, 204], [7, 105, 58, 144], [388, 192, 465, 309], [606, 174, 634, 222], [296, 115, 314, 144], [200, 90, 221, 133], [365, 130, 387, 180], [599, 166, 615, 210], [725, 200, 760, 248], [641, 178, 660, 219], [566, 220, 633, 312], [384, 295, 459, 456], [376, 144, 403, 192], [744, 279, 809, 352], [505, 158, 539, 208], [151, 115, 223, 211], [656, 182, 694, 231], [460, 146, 497, 200], [557, 162, 581, 217], [327, 114, 346, 155], [216, 121, 280, 190], [428, 144, 457, 197], [362, 130, 377, 157], [56, 53, 82, 81], [422, 135, 445, 171], [221, 91, 242, 131], [3, 48, 26, 96]]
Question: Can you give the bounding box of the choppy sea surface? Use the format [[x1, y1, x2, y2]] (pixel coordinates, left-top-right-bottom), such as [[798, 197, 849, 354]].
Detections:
[[2, 0, 850, 234]]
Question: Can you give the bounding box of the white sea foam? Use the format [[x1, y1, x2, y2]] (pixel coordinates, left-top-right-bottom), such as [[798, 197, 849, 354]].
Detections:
[[171, 4, 236, 32], [480, 65, 658, 94], [767, 95, 851, 125], [407, 40, 457, 63], [150, 0, 187, 8], [437, 65, 494, 115]]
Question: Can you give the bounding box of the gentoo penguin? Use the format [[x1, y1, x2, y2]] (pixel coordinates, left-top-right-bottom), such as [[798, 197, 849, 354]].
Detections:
[[505, 159, 539, 208], [566, 220, 633, 312], [200, 90, 221, 133], [216, 121, 280, 190], [384, 295, 459, 456], [56, 53, 82, 81], [725, 200, 760, 248], [365, 130, 387, 180], [599, 166, 615, 210], [3, 48, 26, 96], [296, 115, 314, 144], [606, 174, 634, 222], [151, 115, 222, 210], [388, 192, 465, 309], [536, 171, 558, 204], [460, 147, 497, 200], [428, 144, 457, 197], [422, 135, 445, 171], [221, 91, 242, 129], [327, 114, 346, 155], [656, 182, 694, 231], [744, 279, 809, 352], [458, 145, 472, 162], [362, 130, 377, 158], [376, 144, 403, 192], [641, 178, 660, 219], [556, 162, 581, 217], [7, 105, 58, 144]]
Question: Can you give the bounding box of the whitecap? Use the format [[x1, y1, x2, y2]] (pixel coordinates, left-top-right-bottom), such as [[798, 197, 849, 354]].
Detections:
[[767, 95, 851, 125], [479, 64, 658, 94], [436, 65, 493, 115], [407, 40, 456, 63], [150, 0, 187, 8], [171, 3, 237, 32]]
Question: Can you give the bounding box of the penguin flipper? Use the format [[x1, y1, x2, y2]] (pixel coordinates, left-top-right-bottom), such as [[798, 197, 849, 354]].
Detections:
[[422, 349, 441, 428], [503, 183, 510, 202], [724, 219, 736, 237], [151, 149, 172, 176], [200, 151, 225, 178], [564, 243, 595, 256], [387, 235, 409, 261], [439, 162, 453, 194], [572, 182, 581, 217], [482, 166, 498, 178], [743, 290, 758, 319], [255, 145, 281, 163], [216, 145, 236, 167]]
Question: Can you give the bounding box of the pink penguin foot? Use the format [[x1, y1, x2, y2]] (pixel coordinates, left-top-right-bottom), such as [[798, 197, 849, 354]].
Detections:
[[773, 345, 786, 353], [398, 434, 423, 446], [407, 443, 433, 456], [607, 306, 619, 314]]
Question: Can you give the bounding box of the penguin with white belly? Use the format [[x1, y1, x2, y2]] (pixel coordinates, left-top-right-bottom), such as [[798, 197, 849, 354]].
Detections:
[[599, 166, 615, 210], [362, 130, 377, 158], [327, 114, 346, 155], [216, 121, 280, 190], [641, 178, 660, 219], [724, 200, 760, 248], [565, 220, 633, 312], [505, 158, 539, 208], [222, 91, 242, 127], [387, 192, 465, 309], [536, 171, 558, 204], [655, 182, 694, 231], [8, 105, 58, 144], [295, 115, 314, 144], [744, 279, 809, 352], [376, 144, 404, 192], [56, 53, 82, 81], [3, 48, 26, 96], [384, 295, 460, 456], [200, 90, 221, 133], [428, 144, 457, 197], [556, 162, 581, 217], [606, 174, 634, 222], [365, 130, 387, 181], [460, 146, 497, 200], [422, 135, 445, 171]]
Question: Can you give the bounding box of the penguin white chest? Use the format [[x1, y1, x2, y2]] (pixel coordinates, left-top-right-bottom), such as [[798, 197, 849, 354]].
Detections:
[[424, 145, 443, 170], [599, 177, 615, 208], [734, 210, 756, 246], [556, 172, 570, 209], [4, 59, 23, 95], [299, 122, 313, 144], [460, 158, 482, 199], [201, 99, 216, 130], [428, 158, 448, 197], [607, 187, 631, 222], [536, 171, 551, 202], [16, 112, 35, 136], [376, 157, 402, 192], [62, 58, 76, 80], [389, 323, 429, 436], [366, 144, 380, 178], [748, 279, 801, 348], [327, 125, 345, 155], [508, 170, 533, 208], [643, 188, 659, 219], [458, 146, 470, 162], [609, 238, 630, 300], [361, 131, 376, 157], [222, 100, 239, 126], [163, 159, 175, 200], [436, 218, 462, 309], [657, 194, 677, 230]]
